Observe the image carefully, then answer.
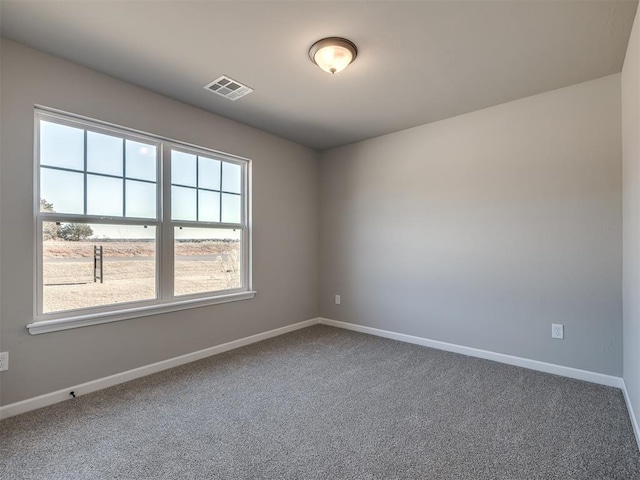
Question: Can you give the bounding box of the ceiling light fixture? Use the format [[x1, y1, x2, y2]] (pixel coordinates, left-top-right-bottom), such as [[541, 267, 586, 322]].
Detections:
[[309, 37, 358, 74]]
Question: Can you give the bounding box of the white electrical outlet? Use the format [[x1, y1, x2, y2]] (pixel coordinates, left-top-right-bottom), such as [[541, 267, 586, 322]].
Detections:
[[552, 324, 564, 340], [335, 294, 341, 305], [0, 352, 8, 371]]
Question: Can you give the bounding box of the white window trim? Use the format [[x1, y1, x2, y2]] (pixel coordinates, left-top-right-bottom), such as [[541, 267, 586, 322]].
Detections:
[[29, 106, 254, 335], [26, 291, 257, 335]]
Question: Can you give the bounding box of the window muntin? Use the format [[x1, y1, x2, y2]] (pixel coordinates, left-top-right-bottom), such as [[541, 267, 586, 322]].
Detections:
[[169, 147, 246, 300], [170, 148, 243, 224], [39, 121, 159, 220], [35, 109, 251, 322]]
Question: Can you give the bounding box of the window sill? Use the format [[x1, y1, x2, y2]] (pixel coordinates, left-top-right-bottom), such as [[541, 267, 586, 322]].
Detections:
[[27, 291, 257, 335]]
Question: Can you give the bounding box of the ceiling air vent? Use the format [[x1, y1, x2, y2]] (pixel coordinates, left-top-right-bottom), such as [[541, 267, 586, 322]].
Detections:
[[204, 75, 253, 101]]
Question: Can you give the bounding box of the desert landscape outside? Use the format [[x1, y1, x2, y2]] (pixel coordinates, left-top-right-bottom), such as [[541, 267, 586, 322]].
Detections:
[[42, 232, 241, 314]]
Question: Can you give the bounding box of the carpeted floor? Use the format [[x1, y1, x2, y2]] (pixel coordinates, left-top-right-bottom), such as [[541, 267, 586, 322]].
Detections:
[[1, 324, 639, 479]]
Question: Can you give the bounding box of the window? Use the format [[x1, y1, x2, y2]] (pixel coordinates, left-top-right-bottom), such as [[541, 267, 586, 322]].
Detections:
[[31, 109, 253, 333]]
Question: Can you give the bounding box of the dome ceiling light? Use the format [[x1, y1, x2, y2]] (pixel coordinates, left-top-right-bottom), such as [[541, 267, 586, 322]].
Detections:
[[309, 37, 358, 74]]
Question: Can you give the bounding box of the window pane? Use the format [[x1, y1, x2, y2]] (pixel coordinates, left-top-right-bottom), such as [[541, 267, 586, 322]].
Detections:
[[40, 120, 84, 170], [174, 227, 241, 296], [221, 162, 242, 193], [198, 156, 221, 190], [172, 150, 196, 187], [42, 223, 156, 313], [40, 168, 84, 214], [126, 180, 156, 219], [87, 131, 123, 176], [198, 190, 220, 222], [126, 140, 156, 181], [87, 175, 123, 216], [221, 193, 242, 224], [172, 186, 197, 221]]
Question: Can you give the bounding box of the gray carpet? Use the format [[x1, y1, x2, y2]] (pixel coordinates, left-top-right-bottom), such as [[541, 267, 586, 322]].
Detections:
[[1, 325, 639, 479]]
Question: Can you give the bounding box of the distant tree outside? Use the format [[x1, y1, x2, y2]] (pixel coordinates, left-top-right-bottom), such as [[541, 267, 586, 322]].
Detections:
[[41, 198, 61, 240], [58, 223, 93, 241], [40, 198, 93, 241]]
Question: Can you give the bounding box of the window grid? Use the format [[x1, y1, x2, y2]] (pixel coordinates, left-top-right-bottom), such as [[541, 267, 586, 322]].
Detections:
[[40, 138, 158, 219], [35, 108, 251, 322], [170, 150, 242, 224]]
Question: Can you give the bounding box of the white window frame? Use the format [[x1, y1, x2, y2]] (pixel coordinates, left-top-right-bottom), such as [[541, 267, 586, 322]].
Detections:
[[28, 107, 254, 335]]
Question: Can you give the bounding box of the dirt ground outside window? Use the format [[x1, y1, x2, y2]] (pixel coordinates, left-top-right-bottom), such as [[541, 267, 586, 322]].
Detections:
[[42, 240, 240, 313]]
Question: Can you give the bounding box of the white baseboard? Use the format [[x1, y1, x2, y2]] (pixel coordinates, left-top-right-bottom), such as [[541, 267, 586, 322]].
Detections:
[[622, 380, 640, 451], [318, 318, 624, 389], [0, 318, 320, 420], [0, 316, 629, 425]]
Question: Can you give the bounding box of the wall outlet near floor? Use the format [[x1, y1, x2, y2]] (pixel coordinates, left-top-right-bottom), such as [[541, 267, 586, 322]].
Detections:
[[552, 324, 564, 340], [0, 352, 8, 371], [335, 294, 341, 305]]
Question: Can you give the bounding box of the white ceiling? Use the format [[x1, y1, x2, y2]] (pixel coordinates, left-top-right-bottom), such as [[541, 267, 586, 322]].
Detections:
[[0, 1, 637, 150]]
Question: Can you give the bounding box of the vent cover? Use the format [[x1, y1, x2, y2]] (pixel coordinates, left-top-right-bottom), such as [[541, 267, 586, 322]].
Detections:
[[204, 75, 253, 101]]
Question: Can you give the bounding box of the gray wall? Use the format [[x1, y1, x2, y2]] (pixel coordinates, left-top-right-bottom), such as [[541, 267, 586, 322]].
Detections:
[[0, 39, 320, 406], [623, 7, 640, 434], [0, 36, 629, 407], [320, 75, 623, 376]]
